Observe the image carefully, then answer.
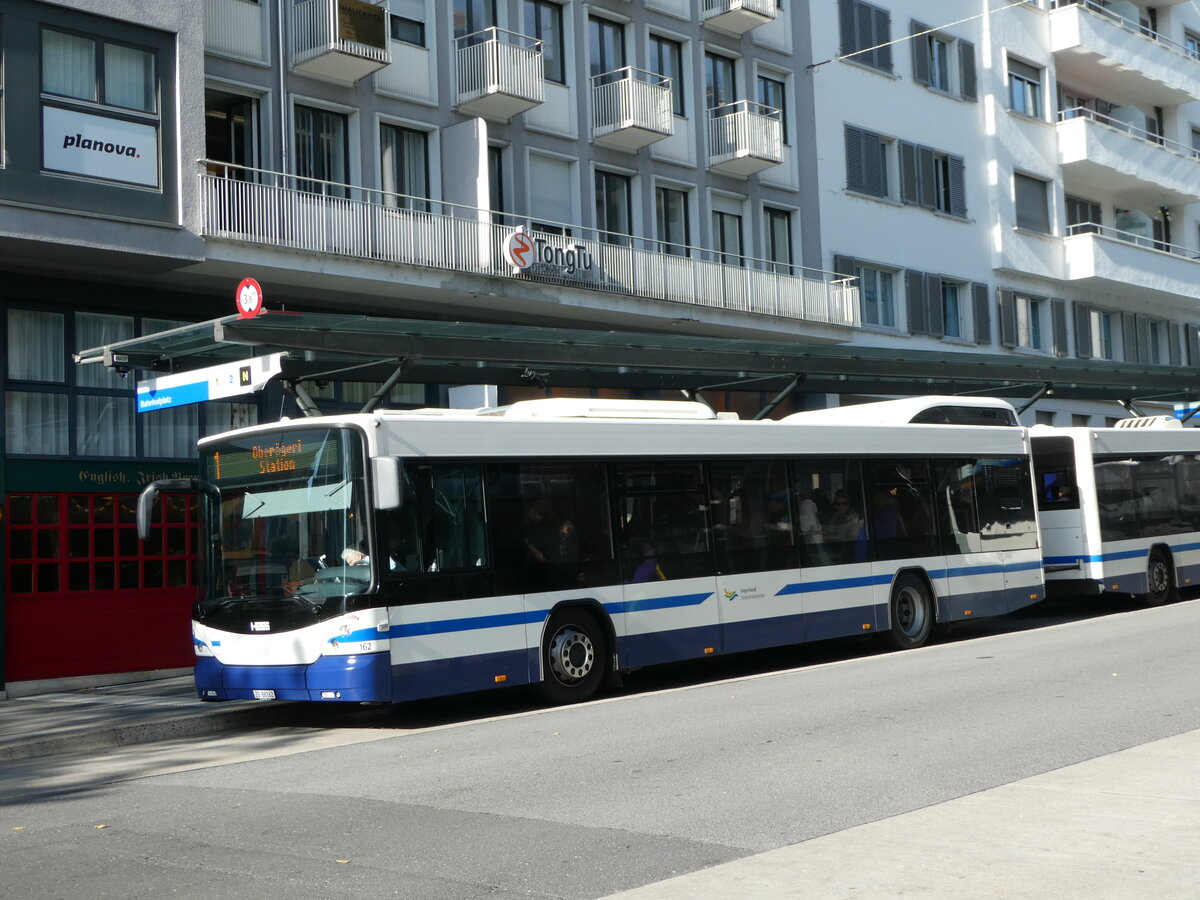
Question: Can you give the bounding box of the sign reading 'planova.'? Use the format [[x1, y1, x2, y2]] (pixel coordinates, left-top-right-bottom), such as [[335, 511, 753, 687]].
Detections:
[[42, 106, 159, 188]]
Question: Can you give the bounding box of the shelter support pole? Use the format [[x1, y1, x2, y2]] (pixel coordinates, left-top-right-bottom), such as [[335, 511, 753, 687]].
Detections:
[[754, 374, 805, 421]]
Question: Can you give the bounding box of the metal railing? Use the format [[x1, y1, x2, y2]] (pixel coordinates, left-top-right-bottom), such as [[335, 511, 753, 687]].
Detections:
[[204, 0, 266, 61], [198, 161, 858, 327], [1050, 0, 1200, 61], [707, 100, 783, 165], [702, 0, 778, 19], [591, 67, 673, 137], [1058, 106, 1200, 159], [455, 27, 543, 104], [290, 0, 390, 64], [1066, 221, 1200, 260]]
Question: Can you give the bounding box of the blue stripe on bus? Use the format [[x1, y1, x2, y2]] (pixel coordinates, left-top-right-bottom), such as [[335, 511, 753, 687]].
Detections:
[[775, 559, 1040, 597], [331, 627, 390, 644], [604, 592, 713, 615]]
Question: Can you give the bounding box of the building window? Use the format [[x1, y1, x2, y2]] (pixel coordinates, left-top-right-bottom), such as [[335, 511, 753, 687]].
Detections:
[[1185, 30, 1199, 61], [764, 208, 793, 274], [756, 74, 787, 144], [454, 0, 495, 40], [1008, 58, 1042, 118], [1017, 297, 1043, 350], [595, 169, 631, 245], [856, 264, 896, 329], [649, 34, 685, 116], [524, 1, 564, 84], [911, 23, 974, 99], [43, 30, 156, 113], [942, 282, 962, 339], [705, 52, 736, 112], [899, 142, 966, 217], [390, 16, 425, 47], [589, 16, 625, 80], [712, 210, 743, 266], [380, 123, 429, 211], [1091, 309, 1116, 360], [1014, 173, 1051, 233], [655, 186, 690, 257], [294, 105, 349, 198], [1146, 319, 1166, 365], [1065, 194, 1101, 235], [838, 0, 892, 73], [844, 125, 890, 198]]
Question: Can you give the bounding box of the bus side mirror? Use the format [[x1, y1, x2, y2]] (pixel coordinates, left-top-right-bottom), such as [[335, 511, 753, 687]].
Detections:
[[373, 457, 402, 509], [137, 483, 162, 541]]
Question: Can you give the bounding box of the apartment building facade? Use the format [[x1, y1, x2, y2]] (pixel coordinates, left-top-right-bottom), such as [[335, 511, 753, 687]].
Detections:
[[1, 0, 1198, 690]]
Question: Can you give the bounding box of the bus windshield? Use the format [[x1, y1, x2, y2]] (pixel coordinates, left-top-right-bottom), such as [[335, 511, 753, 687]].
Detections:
[[198, 426, 370, 621]]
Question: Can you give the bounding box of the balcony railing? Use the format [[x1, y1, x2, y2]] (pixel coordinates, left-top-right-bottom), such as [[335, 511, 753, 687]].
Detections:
[[1066, 221, 1197, 256], [205, 0, 267, 62], [1059, 106, 1198, 157], [701, 0, 778, 35], [455, 27, 544, 120], [591, 67, 673, 151], [707, 101, 783, 177], [290, 0, 390, 85], [1063, 222, 1200, 301], [1051, 1, 1198, 58], [198, 161, 859, 328]]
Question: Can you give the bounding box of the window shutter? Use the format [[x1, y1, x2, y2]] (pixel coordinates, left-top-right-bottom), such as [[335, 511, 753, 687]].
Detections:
[[925, 274, 944, 338], [838, 0, 856, 56], [844, 126, 865, 192], [960, 40, 977, 101], [1052, 299, 1068, 357], [918, 146, 937, 210], [874, 8, 893, 72], [972, 282, 990, 345], [906, 269, 927, 336], [948, 154, 966, 217], [832, 255, 857, 278], [529, 153, 573, 225], [1074, 302, 1092, 359], [911, 22, 931, 86], [899, 141, 918, 204], [1169, 322, 1182, 366], [999, 289, 1017, 347], [1122, 312, 1139, 362], [1188, 324, 1200, 366]]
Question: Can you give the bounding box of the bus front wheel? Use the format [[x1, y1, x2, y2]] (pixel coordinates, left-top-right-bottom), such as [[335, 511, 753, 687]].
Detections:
[[886, 574, 933, 651], [1145, 550, 1175, 607], [539, 608, 607, 704]]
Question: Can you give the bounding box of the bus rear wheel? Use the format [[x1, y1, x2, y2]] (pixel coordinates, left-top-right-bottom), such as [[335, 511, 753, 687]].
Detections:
[[886, 574, 933, 651], [539, 609, 607, 704], [1145, 550, 1175, 607]]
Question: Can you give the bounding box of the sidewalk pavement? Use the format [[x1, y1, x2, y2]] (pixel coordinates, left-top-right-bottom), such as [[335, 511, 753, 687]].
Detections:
[[0, 675, 297, 761]]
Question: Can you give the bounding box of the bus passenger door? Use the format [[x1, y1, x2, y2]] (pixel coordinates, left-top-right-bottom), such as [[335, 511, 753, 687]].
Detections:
[[614, 462, 719, 668], [975, 458, 1043, 616]]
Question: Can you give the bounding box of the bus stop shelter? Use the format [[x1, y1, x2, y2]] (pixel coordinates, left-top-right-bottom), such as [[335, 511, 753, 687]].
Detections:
[[74, 310, 1200, 419]]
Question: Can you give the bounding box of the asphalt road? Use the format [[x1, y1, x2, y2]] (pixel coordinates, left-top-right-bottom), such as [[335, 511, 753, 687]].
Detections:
[[3, 595, 1199, 899]]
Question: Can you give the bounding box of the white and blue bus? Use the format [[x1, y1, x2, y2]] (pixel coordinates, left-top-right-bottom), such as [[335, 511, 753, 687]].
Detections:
[[1031, 418, 1200, 605], [138, 397, 1044, 705]]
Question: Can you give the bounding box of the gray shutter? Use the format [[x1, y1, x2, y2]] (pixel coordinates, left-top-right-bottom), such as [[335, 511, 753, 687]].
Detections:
[[906, 269, 927, 335], [960, 40, 977, 101], [925, 274, 944, 338], [844, 126, 865, 192], [972, 282, 990, 345], [911, 21, 931, 86], [1188, 324, 1200, 366], [1169, 322, 1182, 366], [948, 155, 966, 217], [918, 146, 937, 209], [529, 153, 573, 225], [1052, 299, 1068, 357], [899, 141, 918, 204], [838, 0, 856, 56], [832, 255, 857, 278], [1122, 312, 1139, 362], [999, 289, 1017, 347], [1074, 302, 1092, 359], [874, 8, 893, 72], [862, 130, 885, 197]]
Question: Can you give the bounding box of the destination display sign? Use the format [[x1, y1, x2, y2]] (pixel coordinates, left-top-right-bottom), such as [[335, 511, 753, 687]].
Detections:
[[207, 432, 342, 483]]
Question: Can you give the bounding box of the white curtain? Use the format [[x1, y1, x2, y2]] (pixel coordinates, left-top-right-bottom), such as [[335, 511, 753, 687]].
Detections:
[[7, 310, 65, 382], [104, 43, 155, 112], [144, 404, 198, 459], [76, 313, 134, 388], [43, 31, 96, 101], [6, 391, 69, 455], [76, 395, 134, 457], [204, 401, 259, 437]]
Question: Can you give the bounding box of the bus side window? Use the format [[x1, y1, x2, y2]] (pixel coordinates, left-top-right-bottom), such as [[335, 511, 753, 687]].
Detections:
[[710, 459, 795, 575], [1031, 437, 1079, 510]]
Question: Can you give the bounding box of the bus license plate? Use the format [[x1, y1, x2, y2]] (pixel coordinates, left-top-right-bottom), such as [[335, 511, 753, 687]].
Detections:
[[252, 689, 276, 700]]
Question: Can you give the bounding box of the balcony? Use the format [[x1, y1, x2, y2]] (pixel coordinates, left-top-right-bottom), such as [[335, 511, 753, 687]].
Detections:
[[1063, 224, 1200, 302], [707, 101, 783, 177], [198, 162, 859, 329], [289, 0, 390, 85], [591, 67, 673, 152], [1049, 1, 1200, 105], [205, 0, 268, 63], [1057, 108, 1200, 206], [454, 28, 544, 120], [701, 0, 777, 36]]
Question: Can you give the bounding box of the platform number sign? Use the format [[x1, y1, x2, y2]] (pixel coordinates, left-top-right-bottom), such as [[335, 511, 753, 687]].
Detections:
[[236, 277, 264, 319]]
